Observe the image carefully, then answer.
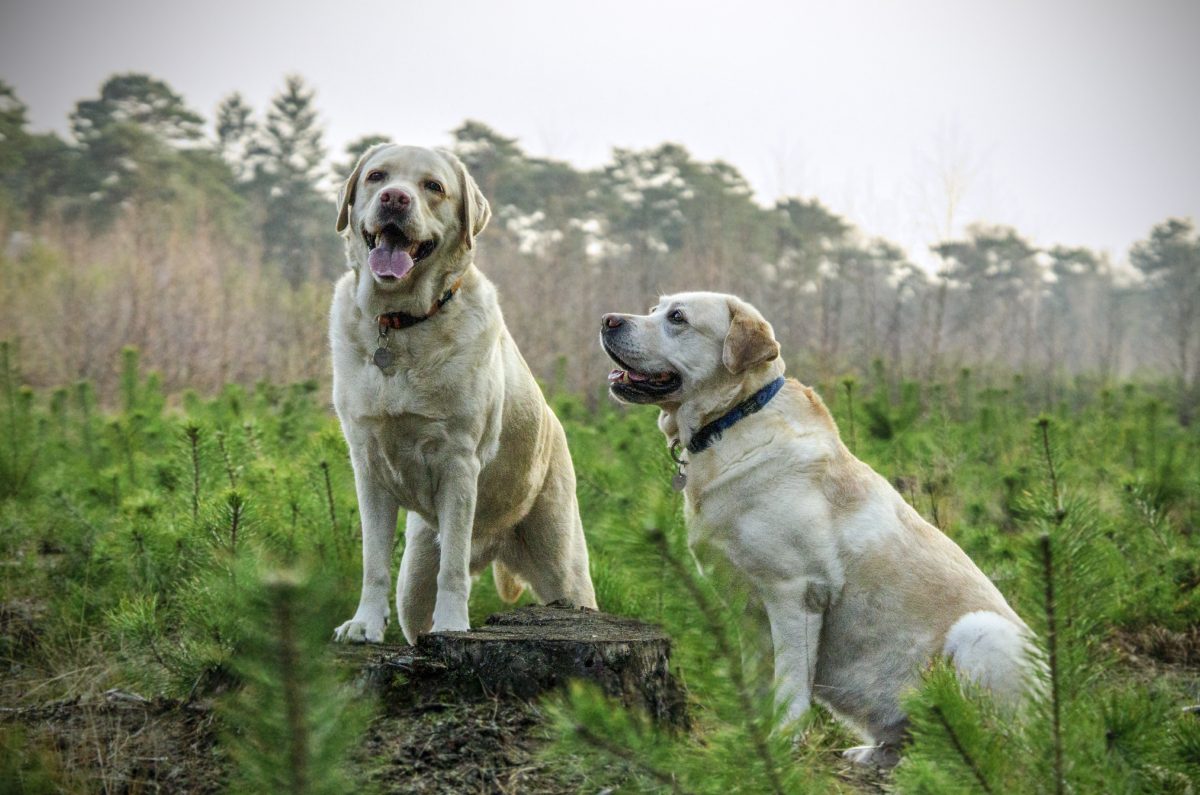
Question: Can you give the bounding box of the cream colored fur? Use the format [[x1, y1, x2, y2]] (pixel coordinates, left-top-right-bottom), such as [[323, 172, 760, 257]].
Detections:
[[330, 144, 595, 645], [601, 291, 1036, 766]]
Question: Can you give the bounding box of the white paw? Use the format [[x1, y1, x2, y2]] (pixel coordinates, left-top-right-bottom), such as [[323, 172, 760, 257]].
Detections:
[[430, 602, 470, 634], [332, 613, 387, 643], [842, 745, 876, 765], [842, 744, 900, 768]]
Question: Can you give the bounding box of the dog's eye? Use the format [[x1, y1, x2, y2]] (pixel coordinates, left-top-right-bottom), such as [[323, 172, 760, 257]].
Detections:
[[366, 170, 385, 183], [424, 180, 445, 194], [668, 309, 687, 325]]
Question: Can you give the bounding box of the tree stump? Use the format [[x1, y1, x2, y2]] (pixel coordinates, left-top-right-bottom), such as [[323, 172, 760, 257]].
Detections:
[[342, 603, 688, 727]]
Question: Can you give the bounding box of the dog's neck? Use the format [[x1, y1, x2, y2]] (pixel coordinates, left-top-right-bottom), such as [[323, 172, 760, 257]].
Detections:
[[660, 359, 786, 451]]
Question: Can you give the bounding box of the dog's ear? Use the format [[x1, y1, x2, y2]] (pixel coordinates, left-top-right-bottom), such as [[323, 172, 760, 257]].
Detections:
[[440, 149, 491, 250], [335, 143, 389, 235], [722, 298, 780, 374]]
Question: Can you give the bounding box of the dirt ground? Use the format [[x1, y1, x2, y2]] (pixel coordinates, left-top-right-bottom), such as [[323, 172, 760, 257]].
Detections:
[[2, 617, 1198, 793], [2, 695, 225, 794], [2, 681, 588, 795], [349, 700, 586, 794]]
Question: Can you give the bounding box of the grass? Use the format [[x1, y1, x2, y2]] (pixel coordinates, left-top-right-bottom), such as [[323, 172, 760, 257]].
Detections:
[[1, 346, 1198, 791]]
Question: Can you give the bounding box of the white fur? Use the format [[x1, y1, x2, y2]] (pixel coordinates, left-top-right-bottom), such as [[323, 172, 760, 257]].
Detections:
[[944, 610, 1033, 708]]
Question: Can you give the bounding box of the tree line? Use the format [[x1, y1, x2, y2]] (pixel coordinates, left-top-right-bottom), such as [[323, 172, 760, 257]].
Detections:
[[1, 73, 1197, 415]]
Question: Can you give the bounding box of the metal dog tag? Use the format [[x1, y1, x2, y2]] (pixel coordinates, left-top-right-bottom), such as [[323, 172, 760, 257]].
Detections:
[[672, 471, 687, 492], [373, 346, 394, 369]]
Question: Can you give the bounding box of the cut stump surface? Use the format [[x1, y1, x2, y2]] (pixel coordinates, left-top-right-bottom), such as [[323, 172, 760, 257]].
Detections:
[[341, 603, 688, 727]]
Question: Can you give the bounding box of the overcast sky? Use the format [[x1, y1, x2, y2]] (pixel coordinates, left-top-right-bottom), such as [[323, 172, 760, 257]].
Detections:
[[2, 0, 1197, 267]]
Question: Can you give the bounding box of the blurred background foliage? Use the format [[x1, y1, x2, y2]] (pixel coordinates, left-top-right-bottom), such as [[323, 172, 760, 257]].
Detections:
[[2, 73, 1199, 423]]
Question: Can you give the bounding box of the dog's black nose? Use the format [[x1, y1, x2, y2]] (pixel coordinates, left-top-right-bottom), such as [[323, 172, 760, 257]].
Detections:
[[602, 314, 624, 331], [379, 189, 411, 209]]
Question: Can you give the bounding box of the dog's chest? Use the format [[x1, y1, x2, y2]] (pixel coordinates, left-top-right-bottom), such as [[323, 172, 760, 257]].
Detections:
[[351, 410, 453, 515], [681, 441, 841, 579], [338, 359, 431, 418], [335, 360, 478, 510]]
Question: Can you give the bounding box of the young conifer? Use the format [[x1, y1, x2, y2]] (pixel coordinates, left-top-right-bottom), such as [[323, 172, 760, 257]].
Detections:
[[218, 563, 370, 795], [544, 497, 822, 794], [895, 417, 1188, 792]]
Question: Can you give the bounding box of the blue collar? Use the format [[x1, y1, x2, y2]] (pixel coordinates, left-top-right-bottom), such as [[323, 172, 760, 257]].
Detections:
[[687, 377, 786, 454]]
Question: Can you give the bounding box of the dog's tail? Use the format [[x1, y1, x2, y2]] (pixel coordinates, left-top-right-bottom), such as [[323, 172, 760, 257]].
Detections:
[[493, 561, 526, 604], [944, 610, 1040, 709]]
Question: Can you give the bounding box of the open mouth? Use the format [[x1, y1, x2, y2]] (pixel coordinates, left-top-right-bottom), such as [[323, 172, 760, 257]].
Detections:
[[603, 343, 681, 402], [363, 223, 437, 280]]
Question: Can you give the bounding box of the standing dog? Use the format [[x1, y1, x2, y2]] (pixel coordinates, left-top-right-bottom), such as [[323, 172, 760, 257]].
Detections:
[[330, 144, 595, 645], [600, 291, 1035, 765]]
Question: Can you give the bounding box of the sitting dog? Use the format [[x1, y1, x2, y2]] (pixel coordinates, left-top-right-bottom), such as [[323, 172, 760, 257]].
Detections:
[[330, 143, 596, 644], [600, 291, 1035, 765]]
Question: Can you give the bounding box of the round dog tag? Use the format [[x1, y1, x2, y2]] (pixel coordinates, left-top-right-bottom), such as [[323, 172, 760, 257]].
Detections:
[[672, 472, 688, 492], [373, 347, 394, 369]]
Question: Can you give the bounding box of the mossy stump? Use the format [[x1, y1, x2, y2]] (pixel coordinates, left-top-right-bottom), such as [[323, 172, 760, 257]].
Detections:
[[340, 603, 688, 727]]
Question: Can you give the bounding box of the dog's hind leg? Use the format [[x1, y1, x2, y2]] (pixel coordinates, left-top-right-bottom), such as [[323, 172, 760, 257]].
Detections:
[[396, 513, 440, 644], [504, 447, 596, 610]]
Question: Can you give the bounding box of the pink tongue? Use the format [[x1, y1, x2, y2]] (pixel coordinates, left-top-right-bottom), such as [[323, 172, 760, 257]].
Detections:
[[369, 245, 414, 279]]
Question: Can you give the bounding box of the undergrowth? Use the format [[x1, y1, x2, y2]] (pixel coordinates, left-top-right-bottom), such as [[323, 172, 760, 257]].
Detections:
[[1, 346, 1198, 791]]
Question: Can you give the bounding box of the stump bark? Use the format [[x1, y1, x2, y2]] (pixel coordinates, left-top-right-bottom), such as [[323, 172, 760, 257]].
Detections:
[[341, 603, 688, 727]]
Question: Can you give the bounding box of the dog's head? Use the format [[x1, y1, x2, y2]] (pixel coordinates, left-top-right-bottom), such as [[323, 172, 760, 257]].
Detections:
[[600, 292, 781, 407], [335, 144, 491, 291]]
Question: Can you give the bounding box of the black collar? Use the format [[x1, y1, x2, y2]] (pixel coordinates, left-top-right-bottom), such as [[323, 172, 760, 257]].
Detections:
[[687, 377, 786, 454]]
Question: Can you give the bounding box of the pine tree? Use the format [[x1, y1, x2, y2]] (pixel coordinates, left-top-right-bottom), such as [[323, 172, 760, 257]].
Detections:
[[67, 73, 205, 218], [262, 77, 323, 184], [895, 417, 1194, 793], [215, 92, 260, 185], [258, 75, 335, 281], [219, 563, 371, 795], [0, 81, 28, 181], [71, 73, 203, 149], [1131, 219, 1200, 419], [544, 497, 823, 794]]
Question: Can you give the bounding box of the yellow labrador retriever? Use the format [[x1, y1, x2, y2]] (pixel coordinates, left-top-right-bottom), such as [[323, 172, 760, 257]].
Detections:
[[600, 291, 1035, 765], [330, 144, 596, 644]]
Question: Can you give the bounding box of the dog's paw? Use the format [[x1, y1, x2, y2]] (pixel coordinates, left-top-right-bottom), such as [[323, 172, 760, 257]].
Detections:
[[430, 616, 470, 633], [842, 744, 901, 768], [332, 615, 386, 644], [430, 593, 470, 634], [430, 604, 470, 634]]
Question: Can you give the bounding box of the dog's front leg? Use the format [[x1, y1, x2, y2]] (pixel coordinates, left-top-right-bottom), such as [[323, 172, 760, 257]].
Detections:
[[430, 456, 480, 633], [334, 466, 399, 643], [761, 578, 828, 725]]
